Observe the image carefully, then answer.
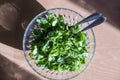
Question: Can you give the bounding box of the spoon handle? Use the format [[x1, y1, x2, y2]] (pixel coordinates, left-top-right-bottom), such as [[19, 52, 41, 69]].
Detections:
[[78, 12, 102, 24], [80, 16, 107, 32]]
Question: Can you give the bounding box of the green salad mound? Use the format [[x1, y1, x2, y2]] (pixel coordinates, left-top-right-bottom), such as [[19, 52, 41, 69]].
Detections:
[[29, 13, 88, 71]]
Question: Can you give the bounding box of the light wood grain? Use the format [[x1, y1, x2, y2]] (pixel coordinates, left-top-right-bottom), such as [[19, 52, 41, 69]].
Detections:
[[0, 0, 120, 80]]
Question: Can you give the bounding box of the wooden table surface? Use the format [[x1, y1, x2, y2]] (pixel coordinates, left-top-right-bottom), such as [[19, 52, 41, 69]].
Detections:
[[0, 0, 120, 80]]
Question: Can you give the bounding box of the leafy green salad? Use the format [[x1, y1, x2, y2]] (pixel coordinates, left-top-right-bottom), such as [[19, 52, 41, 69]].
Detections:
[[29, 13, 88, 71]]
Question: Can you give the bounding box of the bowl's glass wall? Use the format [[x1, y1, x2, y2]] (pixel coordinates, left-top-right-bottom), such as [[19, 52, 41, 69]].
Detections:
[[23, 8, 96, 80]]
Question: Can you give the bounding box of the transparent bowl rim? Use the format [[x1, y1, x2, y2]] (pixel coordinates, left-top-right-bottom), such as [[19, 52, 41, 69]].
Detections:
[[23, 8, 96, 80]]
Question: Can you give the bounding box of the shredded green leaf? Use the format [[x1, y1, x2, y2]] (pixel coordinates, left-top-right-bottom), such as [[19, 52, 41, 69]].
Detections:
[[29, 13, 88, 71]]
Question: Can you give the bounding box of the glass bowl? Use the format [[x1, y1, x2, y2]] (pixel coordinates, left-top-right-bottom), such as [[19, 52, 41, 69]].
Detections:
[[23, 8, 96, 80]]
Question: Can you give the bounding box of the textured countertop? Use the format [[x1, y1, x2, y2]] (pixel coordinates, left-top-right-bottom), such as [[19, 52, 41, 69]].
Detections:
[[0, 0, 120, 80]]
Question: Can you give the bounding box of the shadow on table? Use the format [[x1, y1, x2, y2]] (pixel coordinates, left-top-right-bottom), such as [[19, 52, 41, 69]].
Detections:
[[0, 0, 45, 50], [69, 0, 120, 30], [0, 54, 43, 80], [0, 1, 46, 79]]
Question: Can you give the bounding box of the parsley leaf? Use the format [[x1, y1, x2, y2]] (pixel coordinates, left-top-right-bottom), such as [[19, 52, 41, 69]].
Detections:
[[29, 13, 88, 71]]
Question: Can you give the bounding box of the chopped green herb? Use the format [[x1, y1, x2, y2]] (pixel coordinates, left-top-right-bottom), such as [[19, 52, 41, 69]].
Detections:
[[29, 13, 88, 71]]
